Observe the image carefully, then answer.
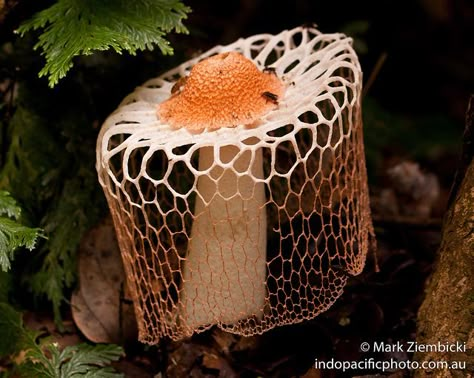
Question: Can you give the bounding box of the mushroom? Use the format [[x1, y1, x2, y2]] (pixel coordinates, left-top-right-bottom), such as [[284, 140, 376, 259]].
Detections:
[[157, 52, 284, 328], [96, 26, 374, 343]]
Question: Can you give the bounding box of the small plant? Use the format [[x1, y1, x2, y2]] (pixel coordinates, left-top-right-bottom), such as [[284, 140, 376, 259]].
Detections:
[[0, 303, 124, 377]]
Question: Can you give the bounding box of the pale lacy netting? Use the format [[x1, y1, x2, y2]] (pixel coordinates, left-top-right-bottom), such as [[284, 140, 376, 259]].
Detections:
[[96, 26, 374, 344]]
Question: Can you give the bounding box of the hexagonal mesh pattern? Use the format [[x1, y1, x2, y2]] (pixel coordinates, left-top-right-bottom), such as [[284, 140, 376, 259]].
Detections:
[[97, 26, 374, 344]]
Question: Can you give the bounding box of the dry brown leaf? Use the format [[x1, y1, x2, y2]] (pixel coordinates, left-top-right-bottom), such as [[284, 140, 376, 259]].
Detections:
[[112, 359, 155, 378], [71, 217, 137, 343], [201, 351, 222, 370], [167, 340, 238, 378]]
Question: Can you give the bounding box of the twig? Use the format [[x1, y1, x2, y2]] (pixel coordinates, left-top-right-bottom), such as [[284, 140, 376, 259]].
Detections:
[[363, 52, 388, 98]]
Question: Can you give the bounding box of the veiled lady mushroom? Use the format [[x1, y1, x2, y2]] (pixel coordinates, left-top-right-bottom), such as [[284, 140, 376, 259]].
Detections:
[[97, 26, 374, 343]]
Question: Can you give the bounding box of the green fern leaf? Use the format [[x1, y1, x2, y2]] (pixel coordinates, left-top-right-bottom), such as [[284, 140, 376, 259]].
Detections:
[[17, 0, 190, 87], [0, 191, 22, 220], [0, 303, 123, 377], [57, 344, 124, 377], [0, 192, 43, 272], [0, 217, 41, 271]]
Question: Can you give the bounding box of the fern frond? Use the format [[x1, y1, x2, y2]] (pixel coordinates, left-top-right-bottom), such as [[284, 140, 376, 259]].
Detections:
[[0, 192, 42, 272], [17, 0, 191, 87], [0, 303, 124, 377], [0, 191, 22, 220], [56, 344, 124, 377]]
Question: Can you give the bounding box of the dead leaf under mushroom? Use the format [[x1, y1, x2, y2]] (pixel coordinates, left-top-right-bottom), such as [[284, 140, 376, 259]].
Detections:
[[71, 217, 137, 344]]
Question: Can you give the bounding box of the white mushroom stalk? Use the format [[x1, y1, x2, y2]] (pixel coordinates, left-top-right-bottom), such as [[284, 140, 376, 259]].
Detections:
[[96, 26, 374, 344], [183, 143, 267, 327]]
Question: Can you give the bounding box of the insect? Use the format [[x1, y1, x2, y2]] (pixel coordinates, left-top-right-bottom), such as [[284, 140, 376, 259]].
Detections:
[[262, 91, 279, 105], [171, 76, 187, 95]]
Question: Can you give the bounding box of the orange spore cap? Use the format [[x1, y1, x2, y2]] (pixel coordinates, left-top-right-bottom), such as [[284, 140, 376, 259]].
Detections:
[[157, 52, 285, 130]]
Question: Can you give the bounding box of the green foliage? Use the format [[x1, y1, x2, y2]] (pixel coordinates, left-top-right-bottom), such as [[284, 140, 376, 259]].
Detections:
[[0, 106, 66, 215], [0, 83, 103, 324], [0, 302, 25, 357], [0, 191, 21, 219], [0, 271, 13, 303], [28, 176, 102, 324], [0, 217, 41, 271], [0, 102, 71, 320], [0, 302, 124, 377], [17, 0, 190, 87], [19, 343, 124, 378], [0, 191, 42, 272]]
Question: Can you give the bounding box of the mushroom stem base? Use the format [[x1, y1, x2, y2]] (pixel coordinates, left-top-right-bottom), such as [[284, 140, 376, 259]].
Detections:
[[180, 143, 267, 330]]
